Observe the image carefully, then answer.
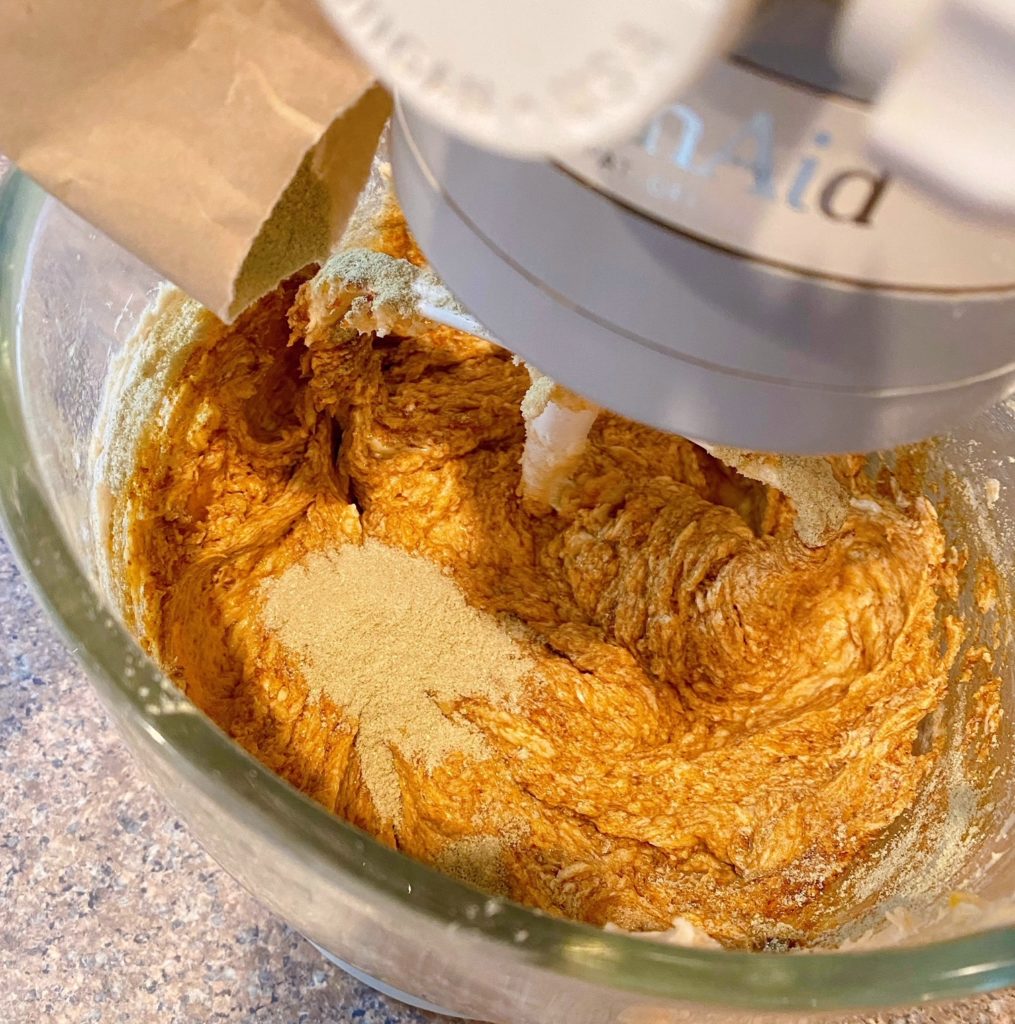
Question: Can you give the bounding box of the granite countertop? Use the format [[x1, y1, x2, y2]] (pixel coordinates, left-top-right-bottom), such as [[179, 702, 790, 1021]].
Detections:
[[3, 537, 1014, 1024]]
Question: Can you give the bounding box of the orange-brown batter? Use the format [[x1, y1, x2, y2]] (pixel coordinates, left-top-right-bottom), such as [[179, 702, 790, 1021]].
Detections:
[[107, 228, 961, 948]]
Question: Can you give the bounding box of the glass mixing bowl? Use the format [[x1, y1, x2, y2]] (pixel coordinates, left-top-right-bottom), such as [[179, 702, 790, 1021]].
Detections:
[[2, 162, 1015, 1024]]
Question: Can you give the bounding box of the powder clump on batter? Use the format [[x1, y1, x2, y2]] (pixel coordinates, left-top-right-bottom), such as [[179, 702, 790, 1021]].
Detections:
[[320, 248, 421, 333], [262, 539, 533, 825], [310, 246, 476, 341]]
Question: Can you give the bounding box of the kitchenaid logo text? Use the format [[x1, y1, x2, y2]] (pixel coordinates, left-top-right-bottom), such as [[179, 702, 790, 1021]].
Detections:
[[636, 103, 890, 226]]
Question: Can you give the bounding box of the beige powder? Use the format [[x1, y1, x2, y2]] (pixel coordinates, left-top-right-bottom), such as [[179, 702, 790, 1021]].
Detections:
[[437, 836, 511, 894], [260, 539, 534, 826], [309, 247, 474, 339]]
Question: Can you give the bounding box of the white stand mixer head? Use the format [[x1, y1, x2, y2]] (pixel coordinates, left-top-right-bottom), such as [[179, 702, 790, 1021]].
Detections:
[[323, 0, 1015, 454], [316, 0, 757, 157]]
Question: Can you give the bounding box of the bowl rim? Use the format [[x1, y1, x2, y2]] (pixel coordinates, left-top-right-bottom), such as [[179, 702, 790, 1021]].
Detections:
[[1, 164, 1014, 1014]]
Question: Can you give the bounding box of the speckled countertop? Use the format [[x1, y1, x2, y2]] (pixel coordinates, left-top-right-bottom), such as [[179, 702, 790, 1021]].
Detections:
[[3, 537, 1015, 1024]]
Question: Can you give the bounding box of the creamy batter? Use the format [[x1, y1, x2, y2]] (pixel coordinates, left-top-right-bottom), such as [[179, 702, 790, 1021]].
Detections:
[[102, 223, 963, 949]]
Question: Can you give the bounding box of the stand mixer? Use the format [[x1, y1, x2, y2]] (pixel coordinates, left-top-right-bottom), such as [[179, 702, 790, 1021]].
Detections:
[[319, 0, 1015, 454], [4, 7, 1015, 1017]]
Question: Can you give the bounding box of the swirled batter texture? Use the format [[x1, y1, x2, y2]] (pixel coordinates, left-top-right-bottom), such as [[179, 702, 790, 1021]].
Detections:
[[108, 238, 959, 948]]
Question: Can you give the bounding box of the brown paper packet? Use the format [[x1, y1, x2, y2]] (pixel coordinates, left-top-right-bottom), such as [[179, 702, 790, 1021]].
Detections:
[[0, 0, 390, 321]]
